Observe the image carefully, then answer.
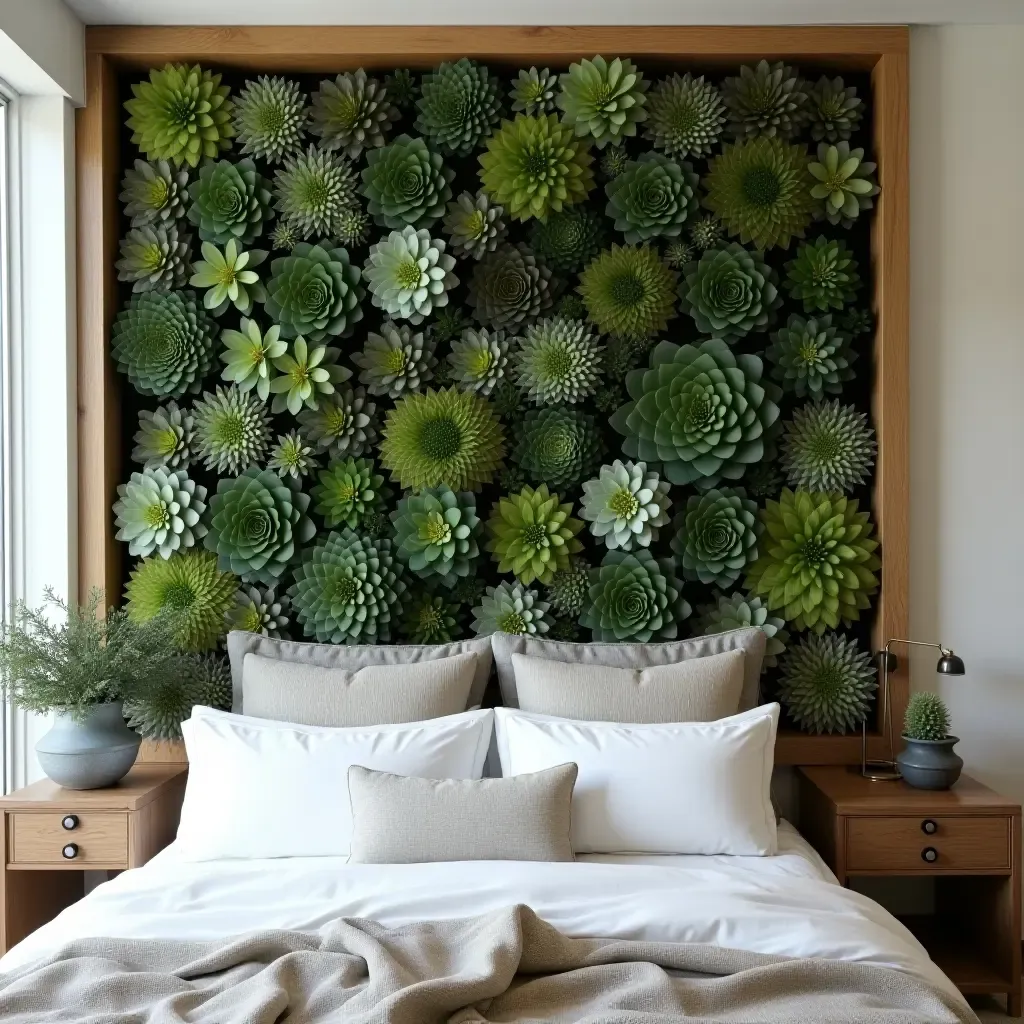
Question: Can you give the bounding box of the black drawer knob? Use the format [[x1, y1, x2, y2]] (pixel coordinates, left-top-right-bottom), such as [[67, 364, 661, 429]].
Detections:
[[61, 843, 79, 860], [921, 846, 938, 863], [61, 814, 79, 831]]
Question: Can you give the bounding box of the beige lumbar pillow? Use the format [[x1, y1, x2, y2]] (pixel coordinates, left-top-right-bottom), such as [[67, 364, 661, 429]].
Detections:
[[347, 763, 578, 864], [242, 651, 478, 727], [510, 648, 744, 723]]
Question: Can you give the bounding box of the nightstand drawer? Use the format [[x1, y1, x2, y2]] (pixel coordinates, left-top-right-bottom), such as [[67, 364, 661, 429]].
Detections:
[[847, 815, 1010, 872], [9, 812, 129, 866]]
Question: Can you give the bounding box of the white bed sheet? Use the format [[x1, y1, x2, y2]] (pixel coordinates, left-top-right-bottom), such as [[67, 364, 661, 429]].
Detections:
[[0, 820, 963, 1007]]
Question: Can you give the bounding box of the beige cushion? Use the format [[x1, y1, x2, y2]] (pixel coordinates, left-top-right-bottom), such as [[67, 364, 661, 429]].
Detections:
[[347, 763, 578, 864], [511, 649, 744, 723], [241, 651, 478, 727]]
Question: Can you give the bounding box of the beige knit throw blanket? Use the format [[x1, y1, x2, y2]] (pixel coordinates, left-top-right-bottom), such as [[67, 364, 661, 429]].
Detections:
[[0, 904, 978, 1023]]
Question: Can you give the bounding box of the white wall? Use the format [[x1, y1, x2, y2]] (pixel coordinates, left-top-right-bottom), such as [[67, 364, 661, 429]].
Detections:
[[0, 0, 84, 103]]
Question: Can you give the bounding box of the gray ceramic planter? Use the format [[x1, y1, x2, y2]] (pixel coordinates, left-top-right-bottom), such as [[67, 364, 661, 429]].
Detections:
[[896, 735, 963, 790], [35, 701, 141, 790]]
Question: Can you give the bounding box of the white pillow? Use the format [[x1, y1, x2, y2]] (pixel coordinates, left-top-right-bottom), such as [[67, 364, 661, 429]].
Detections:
[[494, 705, 778, 856], [175, 707, 493, 861]]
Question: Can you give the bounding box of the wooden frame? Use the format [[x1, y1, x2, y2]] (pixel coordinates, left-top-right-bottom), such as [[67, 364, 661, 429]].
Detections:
[[76, 26, 910, 767]]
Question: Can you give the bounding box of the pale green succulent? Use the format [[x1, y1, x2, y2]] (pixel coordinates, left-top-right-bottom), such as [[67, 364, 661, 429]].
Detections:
[[267, 430, 318, 481], [471, 582, 550, 637], [232, 75, 308, 163], [580, 460, 671, 551], [116, 224, 192, 292], [113, 468, 207, 559], [780, 400, 876, 493], [298, 387, 377, 458], [697, 592, 788, 670], [443, 191, 507, 260], [808, 142, 880, 227], [510, 67, 557, 115], [446, 327, 510, 396], [225, 585, 291, 638], [391, 486, 481, 584], [670, 487, 760, 587], [189, 239, 267, 316], [193, 385, 271, 474], [219, 318, 287, 401], [132, 401, 195, 471], [352, 322, 437, 397], [363, 226, 458, 325], [644, 73, 727, 159], [556, 55, 649, 149], [312, 457, 389, 530], [273, 145, 360, 240], [721, 60, 808, 140], [120, 159, 189, 226], [415, 58, 503, 156], [513, 316, 602, 405], [269, 336, 351, 415], [310, 70, 398, 158]]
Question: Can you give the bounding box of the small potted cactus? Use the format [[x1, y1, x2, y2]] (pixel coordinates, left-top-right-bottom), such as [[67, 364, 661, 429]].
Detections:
[[896, 692, 963, 790]]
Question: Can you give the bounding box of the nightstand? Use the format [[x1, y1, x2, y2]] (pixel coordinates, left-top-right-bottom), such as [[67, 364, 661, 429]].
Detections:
[[0, 764, 187, 955], [799, 766, 1022, 1016]]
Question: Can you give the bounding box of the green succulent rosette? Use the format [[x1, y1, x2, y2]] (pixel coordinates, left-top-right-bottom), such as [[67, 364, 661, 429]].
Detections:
[[443, 191, 507, 261], [510, 67, 557, 115], [415, 58, 503, 156], [193, 385, 271, 474], [471, 582, 550, 637], [189, 239, 267, 317], [664, 241, 694, 270], [809, 142, 880, 227], [363, 227, 458, 325], [840, 307, 873, 339], [226, 584, 291, 638], [697, 592, 788, 670], [808, 76, 864, 143], [403, 592, 461, 644], [669, 487, 760, 587], [467, 243, 555, 329], [766, 313, 856, 400], [784, 236, 861, 313], [513, 316, 602, 405], [232, 75, 307, 163], [361, 134, 454, 230], [273, 145, 360, 239], [352, 322, 437, 398], [556, 56, 649, 149], [579, 459, 671, 551], [446, 327, 510, 396], [132, 401, 195, 471], [721, 60, 808, 140], [267, 430, 318, 481], [605, 153, 699, 243], [113, 467, 207, 560], [689, 214, 724, 251], [298, 387, 377, 459], [391, 485, 481, 584], [512, 407, 603, 492], [545, 557, 591, 618], [600, 146, 630, 180], [311, 457, 389, 530], [644, 73, 726, 159], [187, 158, 273, 245], [269, 337, 351, 415], [780, 400, 876, 493], [529, 207, 606, 273], [124, 652, 232, 740], [578, 243, 677, 340], [116, 223, 192, 293], [120, 159, 190, 227], [310, 70, 398, 159], [219, 317, 286, 401]]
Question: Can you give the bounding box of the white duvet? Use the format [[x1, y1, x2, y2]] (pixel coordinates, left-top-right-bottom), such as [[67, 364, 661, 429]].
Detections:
[[0, 821, 964, 1007]]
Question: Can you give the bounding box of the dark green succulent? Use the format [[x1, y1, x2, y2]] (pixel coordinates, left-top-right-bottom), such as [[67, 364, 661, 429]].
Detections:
[[721, 60, 808, 140], [644, 73, 726, 159], [556, 55, 649, 149], [510, 67, 558, 115], [232, 75, 308, 163], [401, 592, 461, 644], [309, 70, 398, 158], [415, 58, 503, 156], [785, 236, 861, 313], [272, 145, 361, 239], [529, 207, 606, 273], [513, 407, 603, 492], [361, 134, 454, 230], [807, 76, 864, 143], [467, 243, 555, 329], [120, 159, 190, 226], [766, 313, 856, 399], [187, 158, 273, 245], [670, 487, 760, 586], [780, 400, 876, 493], [605, 153, 700, 243], [311, 457, 389, 529], [391, 486, 481, 584]]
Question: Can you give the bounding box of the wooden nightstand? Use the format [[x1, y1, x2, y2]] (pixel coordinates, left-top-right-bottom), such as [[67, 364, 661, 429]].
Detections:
[[0, 765, 187, 955], [799, 766, 1022, 1015]]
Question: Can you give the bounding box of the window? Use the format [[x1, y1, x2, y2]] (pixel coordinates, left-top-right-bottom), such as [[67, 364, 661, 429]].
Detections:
[[0, 82, 13, 793]]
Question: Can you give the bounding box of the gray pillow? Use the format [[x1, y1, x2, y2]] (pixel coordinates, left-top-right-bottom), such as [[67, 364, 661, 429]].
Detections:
[[490, 628, 767, 714], [227, 631, 494, 714], [347, 763, 577, 864]]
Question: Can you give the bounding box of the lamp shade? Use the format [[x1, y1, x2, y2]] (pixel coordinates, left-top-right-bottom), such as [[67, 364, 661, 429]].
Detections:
[[937, 651, 966, 675]]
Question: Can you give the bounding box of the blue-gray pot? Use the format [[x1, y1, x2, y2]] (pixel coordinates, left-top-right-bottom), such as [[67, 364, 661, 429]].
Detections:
[[896, 735, 963, 791], [35, 701, 141, 790]]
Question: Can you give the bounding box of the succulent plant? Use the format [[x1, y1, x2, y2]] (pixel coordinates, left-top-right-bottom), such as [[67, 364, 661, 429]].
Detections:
[[513, 316, 602, 405], [125, 549, 237, 652], [548, 616, 582, 642], [112, 290, 217, 398], [402, 592, 461, 644], [513, 407, 603, 493], [471, 582, 550, 637], [643, 73, 727, 159], [600, 146, 630, 179], [443, 191, 507, 260], [784, 236, 861, 313], [125, 63, 234, 167], [781, 400, 876, 493], [670, 487, 760, 587], [264, 242, 364, 341], [467, 243, 555, 329], [556, 55, 649, 149], [779, 633, 877, 734], [267, 430, 318, 481], [415, 58, 503, 156], [664, 241, 694, 269], [807, 76, 864, 143], [766, 313, 856, 400], [510, 67, 558, 115], [269, 336, 350, 415], [189, 239, 267, 316], [124, 652, 232, 740], [721, 60, 808, 140], [120, 159, 190, 226], [352, 322, 436, 398], [545, 557, 591, 618], [269, 220, 302, 251], [580, 460, 671, 551], [688, 214, 724, 251], [289, 529, 406, 644], [232, 75, 307, 163], [116, 224, 192, 293], [451, 574, 487, 609], [529, 207, 606, 273], [226, 585, 291, 638], [678, 242, 781, 343], [310, 70, 398, 158], [581, 548, 689, 642], [611, 338, 781, 489], [312, 457, 388, 530], [904, 691, 952, 741], [361, 134, 453, 230], [391, 486, 481, 584], [809, 142, 880, 227], [206, 466, 315, 584], [703, 137, 815, 251], [745, 460, 784, 500], [478, 113, 595, 222], [298, 387, 377, 459], [219, 317, 286, 401], [578, 243, 678, 341], [335, 208, 372, 248], [132, 401, 195, 471], [384, 68, 416, 111], [840, 307, 874, 339], [745, 488, 880, 633], [380, 387, 505, 492], [363, 226, 458, 324], [272, 145, 360, 240], [192, 385, 271, 475], [594, 384, 625, 413], [114, 468, 207, 559], [187, 158, 273, 245], [557, 293, 588, 320], [697, 592, 788, 670], [446, 327, 510, 396], [605, 152, 700, 243]]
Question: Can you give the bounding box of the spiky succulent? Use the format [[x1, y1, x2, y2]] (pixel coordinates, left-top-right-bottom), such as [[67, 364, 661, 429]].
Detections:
[[312, 457, 388, 529], [643, 73, 727, 159], [219, 318, 286, 401], [391, 486, 481, 584], [415, 58, 503, 156], [269, 220, 302, 251], [809, 142, 880, 227], [514, 316, 602, 405], [310, 70, 398, 158], [670, 488, 760, 587], [113, 468, 207, 559], [471, 582, 550, 637], [781, 400, 876, 493], [270, 337, 350, 415], [267, 430, 318, 481], [225, 585, 290, 638], [766, 313, 856, 399], [513, 408, 603, 492], [363, 226, 458, 324], [492, 378, 525, 420], [264, 242, 364, 341], [447, 327, 510, 396], [600, 146, 630, 179], [605, 153, 700, 243], [428, 307, 472, 345], [611, 338, 781, 489], [352, 322, 436, 398], [125, 63, 234, 168], [703, 137, 815, 251], [581, 548, 689, 642], [546, 557, 591, 617], [189, 239, 267, 317], [125, 652, 232, 740], [808, 76, 864, 143], [335, 208, 372, 247], [779, 633, 877, 734], [679, 242, 781, 343], [557, 56, 649, 149], [289, 529, 406, 644], [510, 67, 558, 115], [112, 290, 217, 398], [361, 134, 453, 230], [384, 69, 416, 111], [578, 243, 677, 340], [273, 145, 360, 239], [232, 75, 307, 163], [132, 401, 195, 471], [840, 307, 874, 339], [298, 387, 377, 459], [402, 593, 461, 644], [745, 489, 880, 633], [116, 224, 192, 293], [689, 214, 724, 251], [479, 114, 595, 222], [467, 243, 555, 329], [187, 158, 273, 245], [120, 159, 189, 227], [192, 385, 271, 475], [721, 60, 807, 140], [124, 549, 236, 652], [529, 207, 606, 273], [443, 191, 507, 260], [698, 593, 788, 670], [784, 236, 861, 313], [580, 460, 671, 551], [904, 692, 952, 742], [664, 241, 694, 269], [380, 387, 505, 492]]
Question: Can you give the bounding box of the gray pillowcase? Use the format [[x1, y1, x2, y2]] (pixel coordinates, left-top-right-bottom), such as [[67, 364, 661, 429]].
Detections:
[[347, 763, 578, 864]]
